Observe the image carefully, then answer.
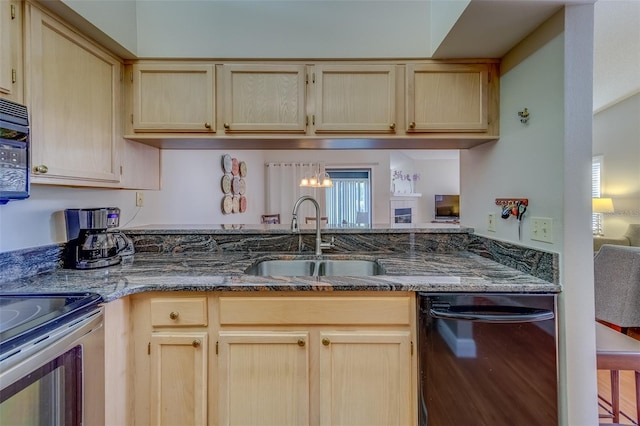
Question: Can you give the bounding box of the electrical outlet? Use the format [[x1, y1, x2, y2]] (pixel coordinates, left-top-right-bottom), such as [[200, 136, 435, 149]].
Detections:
[[487, 213, 496, 232], [135, 191, 144, 207], [531, 217, 553, 243]]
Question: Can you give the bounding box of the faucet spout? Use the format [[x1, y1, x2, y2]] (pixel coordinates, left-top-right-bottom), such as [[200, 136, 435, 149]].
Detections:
[[291, 195, 323, 256]]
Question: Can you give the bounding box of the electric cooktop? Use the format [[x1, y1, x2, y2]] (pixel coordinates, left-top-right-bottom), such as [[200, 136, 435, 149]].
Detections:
[[0, 292, 102, 358]]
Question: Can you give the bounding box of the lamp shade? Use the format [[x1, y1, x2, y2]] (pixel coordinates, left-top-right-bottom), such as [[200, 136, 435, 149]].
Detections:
[[592, 197, 614, 213]]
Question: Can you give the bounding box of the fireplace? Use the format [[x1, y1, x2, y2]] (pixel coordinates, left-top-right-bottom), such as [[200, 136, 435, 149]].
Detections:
[[389, 196, 420, 224], [394, 207, 412, 223]]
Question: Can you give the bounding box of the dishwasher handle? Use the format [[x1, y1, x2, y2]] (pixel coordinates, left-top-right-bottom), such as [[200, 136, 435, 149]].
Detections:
[[429, 305, 554, 323]]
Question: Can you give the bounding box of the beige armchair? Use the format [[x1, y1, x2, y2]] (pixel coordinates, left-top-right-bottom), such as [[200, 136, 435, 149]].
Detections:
[[594, 244, 640, 329], [594, 223, 640, 252]]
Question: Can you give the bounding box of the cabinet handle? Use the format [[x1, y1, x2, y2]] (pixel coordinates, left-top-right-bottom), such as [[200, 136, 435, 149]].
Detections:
[[169, 311, 179, 320], [34, 165, 48, 174], [192, 339, 201, 348], [223, 123, 230, 129], [297, 339, 305, 347], [389, 123, 396, 130], [409, 121, 416, 129], [322, 338, 330, 346], [204, 122, 211, 129]]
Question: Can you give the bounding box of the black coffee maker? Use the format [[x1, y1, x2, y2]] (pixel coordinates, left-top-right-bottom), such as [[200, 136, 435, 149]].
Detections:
[[64, 207, 133, 269]]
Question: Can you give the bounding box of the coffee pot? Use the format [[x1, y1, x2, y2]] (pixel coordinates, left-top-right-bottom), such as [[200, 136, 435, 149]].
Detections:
[[64, 207, 134, 269]]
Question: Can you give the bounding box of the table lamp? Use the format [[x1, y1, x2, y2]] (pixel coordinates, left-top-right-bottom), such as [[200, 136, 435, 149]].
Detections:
[[592, 197, 614, 236]]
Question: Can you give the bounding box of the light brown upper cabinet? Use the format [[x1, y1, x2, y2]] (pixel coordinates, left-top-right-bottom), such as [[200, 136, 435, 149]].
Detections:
[[220, 64, 306, 133], [123, 59, 499, 148], [406, 63, 489, 132], [0, 0, 23, 103], [313, 64, 397, 133], [132, 63, 216, 132], [25, 4, 122, 186]]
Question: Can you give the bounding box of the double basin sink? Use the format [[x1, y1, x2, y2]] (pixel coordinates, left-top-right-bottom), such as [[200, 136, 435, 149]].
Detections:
[[245, 258, 384, 277]]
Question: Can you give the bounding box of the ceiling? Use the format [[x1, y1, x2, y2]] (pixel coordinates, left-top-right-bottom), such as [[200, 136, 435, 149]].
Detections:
[[432, 0, 567, 58]]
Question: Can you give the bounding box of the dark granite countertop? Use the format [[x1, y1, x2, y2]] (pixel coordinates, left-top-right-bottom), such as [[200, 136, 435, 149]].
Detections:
[[0, 250, 559, 303]]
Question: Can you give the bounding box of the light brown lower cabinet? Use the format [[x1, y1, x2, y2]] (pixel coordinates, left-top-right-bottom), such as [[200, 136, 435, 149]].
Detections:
[[128, 292, 417, 426], [217, 331, 310, 425], [318, 331, 413, 425], [150, 332, 208, 426]]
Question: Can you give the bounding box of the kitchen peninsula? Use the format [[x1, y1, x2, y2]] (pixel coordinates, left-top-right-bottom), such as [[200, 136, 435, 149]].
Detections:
[[0, 224, 560, 425]]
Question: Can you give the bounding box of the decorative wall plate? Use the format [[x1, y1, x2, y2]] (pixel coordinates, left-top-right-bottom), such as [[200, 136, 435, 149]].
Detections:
[[232, 176, 241, 194], [222, 195, 233, 214], [231, 158, 239, 176], [222, 154, 232, 173], [239, 161, 247, 177], [232, 196, 240, 213], [239, 196, 247, 212], [238, 178, 246, 195], [221, 174, 232, 194]]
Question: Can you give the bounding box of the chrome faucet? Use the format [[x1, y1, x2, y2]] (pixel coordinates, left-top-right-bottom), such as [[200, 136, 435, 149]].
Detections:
[[291, 195, 332, 256]]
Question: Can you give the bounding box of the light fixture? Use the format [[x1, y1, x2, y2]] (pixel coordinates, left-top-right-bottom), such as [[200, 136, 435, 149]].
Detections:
[[592, 197, 614, 236], [299, 168, 332, 188]]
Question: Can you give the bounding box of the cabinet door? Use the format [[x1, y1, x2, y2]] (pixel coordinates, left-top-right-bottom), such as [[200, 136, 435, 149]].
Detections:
[[221, 64, 306, 133], [314, 65, 397, 133], [0, 0, 22, 102], [25, 5, 121, 185], [319, 331, 413, 426], [150, 332, 208, 426], [217, 331, 310, 426], [406, 63, 488, 132], [132, 64, 215, 132]]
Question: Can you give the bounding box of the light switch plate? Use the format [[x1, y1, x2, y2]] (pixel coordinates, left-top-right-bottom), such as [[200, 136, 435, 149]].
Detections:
[[487, 213, 496, 232], [531, 217, 553, 243]]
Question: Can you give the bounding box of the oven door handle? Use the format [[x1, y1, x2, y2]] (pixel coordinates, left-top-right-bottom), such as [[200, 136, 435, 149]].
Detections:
[[429, 305, 554, 323]]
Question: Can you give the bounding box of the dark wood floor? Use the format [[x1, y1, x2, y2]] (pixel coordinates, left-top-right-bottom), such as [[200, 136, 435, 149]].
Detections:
[[421, 319, 557, 425]]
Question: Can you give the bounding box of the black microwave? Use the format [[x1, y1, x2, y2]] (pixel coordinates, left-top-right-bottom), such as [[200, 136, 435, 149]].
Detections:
[[0, 99, 29, 205]]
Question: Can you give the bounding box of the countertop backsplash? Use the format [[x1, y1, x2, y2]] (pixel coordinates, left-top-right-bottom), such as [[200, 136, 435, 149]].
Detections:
[[0, 225, 558, 286]]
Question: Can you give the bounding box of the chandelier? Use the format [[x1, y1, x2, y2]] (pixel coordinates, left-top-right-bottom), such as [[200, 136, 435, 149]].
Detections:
[[299, 165, 333, 188]]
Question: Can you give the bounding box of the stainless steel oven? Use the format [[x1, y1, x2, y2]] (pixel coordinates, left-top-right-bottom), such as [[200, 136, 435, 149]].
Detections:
[[0, 293, 104, 425], [418, 293, 558, 426]]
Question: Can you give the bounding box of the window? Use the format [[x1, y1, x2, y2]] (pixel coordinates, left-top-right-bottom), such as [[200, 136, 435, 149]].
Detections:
[[325, 169, 371, 226], [592, 156, 602, 233]]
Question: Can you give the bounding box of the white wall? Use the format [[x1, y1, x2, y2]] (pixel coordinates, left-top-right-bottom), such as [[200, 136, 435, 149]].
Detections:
[[429, 0, 470, 53], [413, 159, 460, 223], [0, 149, 402, 252], [593, 0, 640, 111], [461, 35, 565, 251], [61, 0, 138, 54], [135, 1, 431, 58], [0, 185, 138, 252], [593, 93, 640, 237], [136, 150, 265, 226]]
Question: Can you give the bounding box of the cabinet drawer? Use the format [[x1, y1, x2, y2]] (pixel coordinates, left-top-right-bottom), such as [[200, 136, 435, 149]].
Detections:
[[219, 296, 411, 325], [150, 297, 208, 327]]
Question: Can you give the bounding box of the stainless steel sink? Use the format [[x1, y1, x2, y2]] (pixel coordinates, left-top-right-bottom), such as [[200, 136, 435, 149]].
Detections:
[[317, 260, 384, 276], [244, 259, 384, 277], [244, 260, 316, 276]]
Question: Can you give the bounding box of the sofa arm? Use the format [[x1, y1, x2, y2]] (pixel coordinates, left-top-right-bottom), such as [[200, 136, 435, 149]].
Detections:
[[594, 236, 631, 252]]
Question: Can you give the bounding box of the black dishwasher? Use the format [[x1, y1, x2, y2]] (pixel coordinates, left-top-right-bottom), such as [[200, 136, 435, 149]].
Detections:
[[418, 293, 558, 426]]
